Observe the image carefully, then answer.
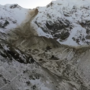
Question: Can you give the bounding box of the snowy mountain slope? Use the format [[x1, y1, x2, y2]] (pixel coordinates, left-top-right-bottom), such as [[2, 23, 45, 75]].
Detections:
[[0, 4, 39, 43], [1, 0, 90, 90], [32, 0, 90, 47], [1, 0, 90, 47], [0, 4, 29, 34], [0, 39, 61, 90], [0, 5, 60, 50], [1, 38, 90, 90], [30, 44, 90, 90]]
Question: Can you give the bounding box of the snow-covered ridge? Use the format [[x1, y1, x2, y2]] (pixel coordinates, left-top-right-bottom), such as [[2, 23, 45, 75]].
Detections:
[[1, 1, 90, 90], [32, 0, 90, 47], [1, 0, 90, 47], [0, 4, 29, 33]]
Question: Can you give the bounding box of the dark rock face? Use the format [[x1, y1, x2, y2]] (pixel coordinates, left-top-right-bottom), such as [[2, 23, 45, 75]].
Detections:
[[0, 39, 34, 64], [0, 20, 9, 28], [10, 4, 21, 9], [46, 19, 70, 31], [86, 35, 90, 39], [35, 18, 71, 41], [33, 1, 90, 46], [59, 31, 70, 40], [0, 39, 60, 90]]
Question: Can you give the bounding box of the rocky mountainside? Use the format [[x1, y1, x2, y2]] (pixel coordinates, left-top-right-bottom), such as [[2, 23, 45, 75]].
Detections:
[[0, 0, 90, 90], [33, 0, 90, 46], [0, 39, 60, 90]]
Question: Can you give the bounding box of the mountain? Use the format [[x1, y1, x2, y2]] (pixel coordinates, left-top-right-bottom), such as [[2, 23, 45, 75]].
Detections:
[[0, 39, 60, 90], [0, 0, 90, 90], [33, 0, 90, 46]]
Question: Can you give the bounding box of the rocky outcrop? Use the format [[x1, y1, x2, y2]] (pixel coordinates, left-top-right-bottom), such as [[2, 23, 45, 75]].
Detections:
[[32, 0, 90, 46]]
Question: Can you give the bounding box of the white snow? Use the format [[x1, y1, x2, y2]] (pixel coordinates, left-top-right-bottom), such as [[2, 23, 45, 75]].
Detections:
[[32, 0, 90, 47], [0, 0, 90, 47], [0, 4, 29, 33]]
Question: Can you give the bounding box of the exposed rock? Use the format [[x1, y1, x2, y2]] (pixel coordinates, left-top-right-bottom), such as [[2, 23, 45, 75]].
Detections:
[[0, 39, 60, 90], [86, 35, 90, 39]]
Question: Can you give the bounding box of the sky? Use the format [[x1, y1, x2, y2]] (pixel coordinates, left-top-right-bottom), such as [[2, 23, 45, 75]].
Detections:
[[0, 0, 53, 8]]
